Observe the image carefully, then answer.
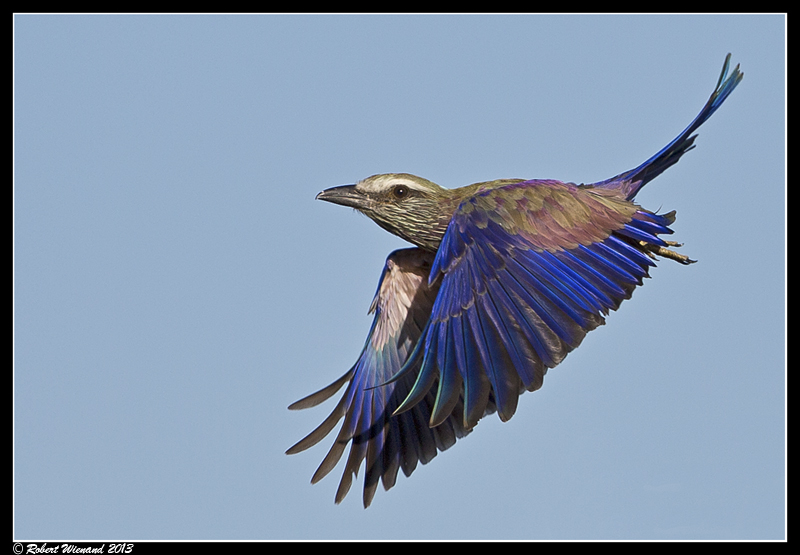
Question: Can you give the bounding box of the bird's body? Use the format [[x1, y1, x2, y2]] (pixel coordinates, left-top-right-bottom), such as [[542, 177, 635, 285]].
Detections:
[[287, 55, 743, 507]]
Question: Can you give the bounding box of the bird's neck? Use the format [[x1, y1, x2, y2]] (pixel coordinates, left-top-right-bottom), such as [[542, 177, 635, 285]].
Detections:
[[397, 179, 527, 252]]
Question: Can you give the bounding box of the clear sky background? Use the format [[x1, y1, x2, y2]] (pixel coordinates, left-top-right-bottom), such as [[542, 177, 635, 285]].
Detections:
[[13, 14, 785, 541]]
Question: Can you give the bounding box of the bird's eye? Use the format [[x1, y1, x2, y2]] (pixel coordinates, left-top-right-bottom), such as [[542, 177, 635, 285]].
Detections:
[[392, 185, 408, 199]]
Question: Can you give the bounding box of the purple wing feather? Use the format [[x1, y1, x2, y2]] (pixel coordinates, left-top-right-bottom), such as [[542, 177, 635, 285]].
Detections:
[[286, 248, 472, 507], [395, 180, 674, 427]]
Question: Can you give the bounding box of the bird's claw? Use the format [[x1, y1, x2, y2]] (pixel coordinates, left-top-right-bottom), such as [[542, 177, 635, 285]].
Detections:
[[640, 240, 696, 265]]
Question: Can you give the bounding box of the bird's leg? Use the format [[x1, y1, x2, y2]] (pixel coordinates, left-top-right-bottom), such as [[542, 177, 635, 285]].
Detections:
[[639, 240, 697, 265]]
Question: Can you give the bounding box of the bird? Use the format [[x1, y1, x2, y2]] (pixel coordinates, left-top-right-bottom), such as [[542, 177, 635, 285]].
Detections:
[[286, 54, 743, 508]]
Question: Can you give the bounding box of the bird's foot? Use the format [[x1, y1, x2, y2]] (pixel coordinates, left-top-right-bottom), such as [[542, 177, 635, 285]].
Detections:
[[640, 240, 697, 265]]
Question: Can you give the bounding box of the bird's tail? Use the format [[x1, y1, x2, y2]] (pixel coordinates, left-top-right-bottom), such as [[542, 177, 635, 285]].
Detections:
[[591, 54, 743, 200]]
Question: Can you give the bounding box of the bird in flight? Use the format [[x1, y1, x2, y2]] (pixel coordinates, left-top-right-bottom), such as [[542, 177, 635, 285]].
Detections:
[[287, 54, 743, 507]]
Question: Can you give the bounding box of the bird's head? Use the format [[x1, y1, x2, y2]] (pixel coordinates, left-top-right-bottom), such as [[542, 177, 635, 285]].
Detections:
[[316, 173, 455, 251]]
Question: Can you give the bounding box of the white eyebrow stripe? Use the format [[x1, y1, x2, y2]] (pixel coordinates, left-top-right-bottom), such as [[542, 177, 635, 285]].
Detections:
[[356, 176, 428, 194]]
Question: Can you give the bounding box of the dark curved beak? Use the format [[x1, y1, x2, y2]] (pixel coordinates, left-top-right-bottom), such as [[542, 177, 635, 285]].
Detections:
[[315, 184, 365, 209]]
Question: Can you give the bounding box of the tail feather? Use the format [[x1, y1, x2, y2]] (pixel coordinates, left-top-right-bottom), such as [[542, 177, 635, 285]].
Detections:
[[592, 53, 743, 200]]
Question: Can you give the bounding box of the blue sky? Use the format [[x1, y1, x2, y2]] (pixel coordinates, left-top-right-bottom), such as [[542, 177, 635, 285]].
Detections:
[[14, 14, 785, 540]]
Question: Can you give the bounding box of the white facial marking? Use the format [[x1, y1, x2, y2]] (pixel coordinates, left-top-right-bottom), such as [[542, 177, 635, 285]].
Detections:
[[356, 174, 427, 195]]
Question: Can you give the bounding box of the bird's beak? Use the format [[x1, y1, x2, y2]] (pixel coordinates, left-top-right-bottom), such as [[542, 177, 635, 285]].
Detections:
[[315, 184, 366, 209]]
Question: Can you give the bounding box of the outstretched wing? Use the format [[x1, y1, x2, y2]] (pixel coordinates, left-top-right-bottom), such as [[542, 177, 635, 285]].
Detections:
[[286, 247, 472, 507], [394, 180, 676, 428]]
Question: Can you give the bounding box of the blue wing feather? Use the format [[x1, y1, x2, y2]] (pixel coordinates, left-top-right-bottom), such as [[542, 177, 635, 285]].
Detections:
[[286, 248, 471, 507], [395, 181, 676, 427]]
